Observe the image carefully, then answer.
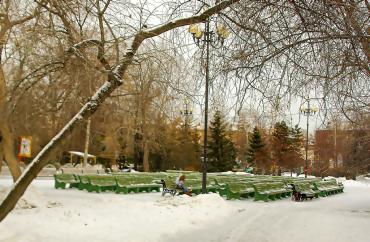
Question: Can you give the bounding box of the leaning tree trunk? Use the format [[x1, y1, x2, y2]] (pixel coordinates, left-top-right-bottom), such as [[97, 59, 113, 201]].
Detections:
[[0, 79, 122, 221], [0, 0, 240, 222]]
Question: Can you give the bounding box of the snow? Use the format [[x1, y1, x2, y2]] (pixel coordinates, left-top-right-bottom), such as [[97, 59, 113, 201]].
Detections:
[[68, 151, 96, 158], [343, 179, 370, 187], [1, 178, 370, 242], [220, 171, 254, 176], [298, 174, 316, 178]]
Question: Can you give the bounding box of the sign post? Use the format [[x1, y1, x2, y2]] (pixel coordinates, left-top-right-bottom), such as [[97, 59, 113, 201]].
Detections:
[[18, 136, 32, 162]]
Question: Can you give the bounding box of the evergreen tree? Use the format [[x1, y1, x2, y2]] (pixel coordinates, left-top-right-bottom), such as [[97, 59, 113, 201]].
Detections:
[[288, 125, 304, 172], [246, 126, 264, 163], [208, 111, 237, 172], [272, 122, 304, 174], [271, 121, 291, 172], [246, 126, 269, 173]]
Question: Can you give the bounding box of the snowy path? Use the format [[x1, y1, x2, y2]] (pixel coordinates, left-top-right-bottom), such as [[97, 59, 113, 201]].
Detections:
[[1, 178, 369, 242], [167, 184, 370, 242]]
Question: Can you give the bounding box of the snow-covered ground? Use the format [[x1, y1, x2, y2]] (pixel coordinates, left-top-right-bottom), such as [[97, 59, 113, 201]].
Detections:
[[1, 177, 370, 242]]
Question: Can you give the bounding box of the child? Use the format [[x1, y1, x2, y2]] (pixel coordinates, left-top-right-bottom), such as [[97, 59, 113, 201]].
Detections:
[[175, 174, 191, 196]]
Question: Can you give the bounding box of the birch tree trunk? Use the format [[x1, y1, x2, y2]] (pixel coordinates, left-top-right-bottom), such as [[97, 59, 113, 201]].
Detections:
[[83, 118, 91, 167], [0, 0, 240, 222]]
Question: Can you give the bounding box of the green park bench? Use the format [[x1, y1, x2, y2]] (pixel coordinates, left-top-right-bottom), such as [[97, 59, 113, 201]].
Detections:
[[160, 178, 184, 196], [186, 179, 219, 195], [253, 182, 291, 202], [325, 179, 344, 191], [159, 177, 216, 196], [313, 180, 343, 196], [293, 182, 319, 200], [54, 174, 80, 189], [213, 178, 227, 188], [218, 182, 255, 200], [115, 176, 161, 194], [87, 175, 117, 193], [77, 175, 90, 190]]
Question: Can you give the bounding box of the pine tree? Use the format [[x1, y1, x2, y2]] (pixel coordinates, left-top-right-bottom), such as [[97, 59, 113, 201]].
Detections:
[[208, 111, 237, 172], [288, 125, 304, 172], [246, 126, 264, 163], [271, 121, 291, 172], [246, 126, 270, 173], [272, 122, 305, 174]]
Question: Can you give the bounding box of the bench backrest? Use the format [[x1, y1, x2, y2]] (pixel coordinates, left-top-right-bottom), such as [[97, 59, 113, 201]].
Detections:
[[88, 175, 116, 185], [269, 182, 285, 190], [78, 175, 90, 183], [294, 182, 313, 191], [227, 182, 254, 191], [314, 180, 339, 189], [54, 174, 78, 182], [253, 183, 269, 192], [253, 182, 286, 192], [116, 176, 157, 186]]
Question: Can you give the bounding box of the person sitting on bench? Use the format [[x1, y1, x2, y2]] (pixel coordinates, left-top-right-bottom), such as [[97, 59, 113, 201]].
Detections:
[[175, 174, 191, 196], [291, 184, 300, 202]]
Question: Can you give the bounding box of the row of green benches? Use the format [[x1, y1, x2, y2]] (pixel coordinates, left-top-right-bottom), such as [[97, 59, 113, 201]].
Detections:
[[217, 181, 292, 201], [217, 179, 343, 201], [161, 178, 219, 195], [54, 173, 232, 195], [54, 174, 161, 194], [54, 173, 344, 201]]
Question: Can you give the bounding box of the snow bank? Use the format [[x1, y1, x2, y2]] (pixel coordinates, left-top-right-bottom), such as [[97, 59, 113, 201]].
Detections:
[[343, 180, 370, 187], [282, 172, 298, 177], [1, 178, 370, 242], [220, 171, 234, 174], [220, 171, 254, 176], [0, 181, 47, 210], [0, 179, 231, 242], [298, 174, 316, 178]]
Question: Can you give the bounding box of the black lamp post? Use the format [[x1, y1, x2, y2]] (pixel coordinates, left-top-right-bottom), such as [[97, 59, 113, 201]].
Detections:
[[188, 9, 229, 193], [180, 100, 193, 129], [300, 97, 318, 178]]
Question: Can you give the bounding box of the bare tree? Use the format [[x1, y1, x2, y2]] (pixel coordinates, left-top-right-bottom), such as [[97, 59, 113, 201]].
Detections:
[[0, 1, 40, 180], [209, 0, 369, 122], [0, 0, 240, 222]]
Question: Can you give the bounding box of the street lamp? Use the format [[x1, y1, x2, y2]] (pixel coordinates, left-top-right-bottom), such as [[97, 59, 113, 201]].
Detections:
[[300, 97, 318, 178], [188, 9, 229, 193], [180, 100, 193, 129]]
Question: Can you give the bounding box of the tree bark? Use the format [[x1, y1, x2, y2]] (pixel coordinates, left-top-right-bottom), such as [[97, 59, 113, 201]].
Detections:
[[0, 67, 21, 181], [83, 117, 91, 167], [143, 140, 149, 171], [141, 95, 150, 172], [0, 0, 240, 222], [0, 134, 3, 173], [0, 123, 22, 181]]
